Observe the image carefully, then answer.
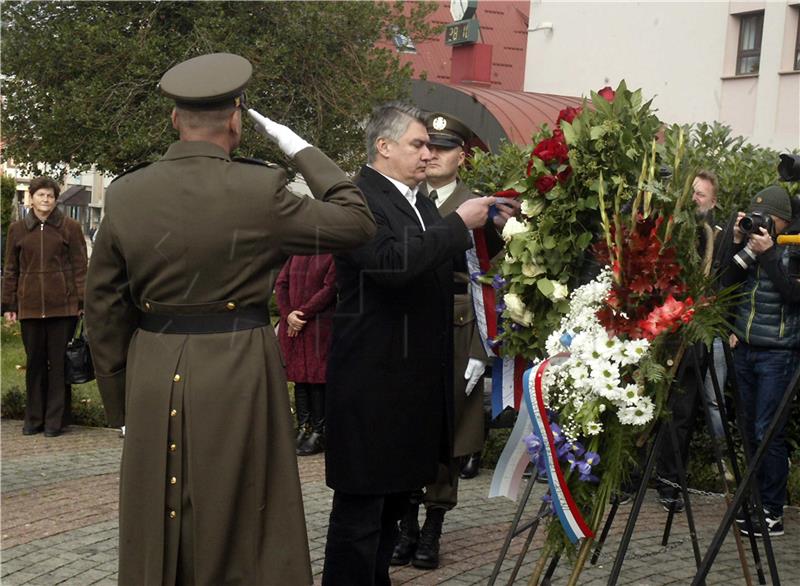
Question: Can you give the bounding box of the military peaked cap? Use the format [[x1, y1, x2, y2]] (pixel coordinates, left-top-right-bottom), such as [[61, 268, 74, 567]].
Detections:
[[425, 112, 473, 149], [159, 53, 252, 109]]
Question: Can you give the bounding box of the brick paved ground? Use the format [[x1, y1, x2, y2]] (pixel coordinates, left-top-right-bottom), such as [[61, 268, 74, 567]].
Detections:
[[2, 419, 798, 585]]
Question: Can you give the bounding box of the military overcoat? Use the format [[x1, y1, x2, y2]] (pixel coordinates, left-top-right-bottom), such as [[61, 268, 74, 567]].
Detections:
[[325, 166, 472, 495], [435, 181, 491, 456], [85, 141, 375, 586]]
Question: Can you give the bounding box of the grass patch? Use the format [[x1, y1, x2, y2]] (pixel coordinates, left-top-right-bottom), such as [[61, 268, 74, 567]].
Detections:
[[1, 321, 108, 427]]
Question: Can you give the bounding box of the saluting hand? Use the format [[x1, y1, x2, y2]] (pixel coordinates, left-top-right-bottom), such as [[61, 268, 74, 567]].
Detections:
[[247, 109, 311, 158]]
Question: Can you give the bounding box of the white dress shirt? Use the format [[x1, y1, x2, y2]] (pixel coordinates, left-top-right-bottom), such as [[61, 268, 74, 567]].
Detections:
[[368, 165, 425, 230]]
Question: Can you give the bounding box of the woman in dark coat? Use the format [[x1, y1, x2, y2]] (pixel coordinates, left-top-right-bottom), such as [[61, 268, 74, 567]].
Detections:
[[2, 176, 88, 436], [276, 253, 336, 455]]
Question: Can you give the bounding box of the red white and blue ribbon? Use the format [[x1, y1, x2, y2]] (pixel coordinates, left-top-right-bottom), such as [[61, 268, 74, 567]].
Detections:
[[490, 358, 594, 544], [465, 195, 528, 417]]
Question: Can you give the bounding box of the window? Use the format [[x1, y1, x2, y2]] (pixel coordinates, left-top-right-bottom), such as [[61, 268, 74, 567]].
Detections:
[[795, 13, 800, 71], [736, 11, 764, 75]]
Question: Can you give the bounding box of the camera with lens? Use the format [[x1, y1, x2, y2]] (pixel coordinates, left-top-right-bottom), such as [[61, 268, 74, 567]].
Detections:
[[734, 213, 775, 270], [738, 212, 775, 237]]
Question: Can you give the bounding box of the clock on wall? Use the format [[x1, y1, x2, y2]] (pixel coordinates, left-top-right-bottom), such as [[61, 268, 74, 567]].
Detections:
[[450, 0, 478, 22]]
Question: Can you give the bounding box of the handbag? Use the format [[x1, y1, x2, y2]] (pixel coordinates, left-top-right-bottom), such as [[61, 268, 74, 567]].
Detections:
[[65, 317, 95, 384]]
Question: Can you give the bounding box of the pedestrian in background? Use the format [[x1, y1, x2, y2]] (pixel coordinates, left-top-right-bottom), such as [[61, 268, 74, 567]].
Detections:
[[276, 253, 336, 455], [2, 176, 88, 437]]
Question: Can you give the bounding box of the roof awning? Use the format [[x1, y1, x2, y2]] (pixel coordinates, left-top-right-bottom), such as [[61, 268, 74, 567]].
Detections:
[[58, 185, 90, 206], [412, 80, 584, 152]]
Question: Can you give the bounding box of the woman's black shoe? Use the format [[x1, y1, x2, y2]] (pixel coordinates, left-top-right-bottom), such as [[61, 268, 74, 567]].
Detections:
[[22, 425, 43, 436], [44, 429, 62, 437]]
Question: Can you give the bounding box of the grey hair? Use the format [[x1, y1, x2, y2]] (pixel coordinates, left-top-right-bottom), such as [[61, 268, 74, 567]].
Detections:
[[365, 101, 425, 164]]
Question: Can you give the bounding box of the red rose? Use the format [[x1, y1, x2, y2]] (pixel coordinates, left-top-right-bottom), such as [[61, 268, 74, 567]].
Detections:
[[556, 106, 582, 126], [526, 155, 535, 177], [494, 189, 521, 198], [598, 86, 616, 102], [534, 174, 558, 194], [556, 166, 572, 184], [533, 136, 569, 165]]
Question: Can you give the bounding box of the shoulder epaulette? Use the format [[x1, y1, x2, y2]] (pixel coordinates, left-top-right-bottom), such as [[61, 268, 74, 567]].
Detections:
[[232, 156, 280, 169], [111, 161, 152, 183]]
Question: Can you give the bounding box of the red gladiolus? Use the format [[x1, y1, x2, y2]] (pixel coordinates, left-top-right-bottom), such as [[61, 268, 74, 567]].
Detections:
[[556, 106, 582, 126], [598, 86, 616, 102], [637, 295, 694, 341], [494, 189, 521, 198], [526, 155, 536, 177], [534, 174, 558, 194]]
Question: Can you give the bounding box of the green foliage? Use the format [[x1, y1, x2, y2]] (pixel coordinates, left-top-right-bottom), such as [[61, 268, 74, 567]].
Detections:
[[1, 1, 439, 175], [664, 122, 798, 221], [460, 141, 530, 194], [1, 174, 17, 268]]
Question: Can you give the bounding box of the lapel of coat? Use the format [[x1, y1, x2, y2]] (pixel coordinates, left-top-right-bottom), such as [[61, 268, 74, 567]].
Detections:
[[359, 166, 423, 229]]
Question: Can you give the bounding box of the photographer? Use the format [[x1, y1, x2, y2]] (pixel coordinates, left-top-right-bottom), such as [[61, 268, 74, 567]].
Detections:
[[720, 185, 800, 538]]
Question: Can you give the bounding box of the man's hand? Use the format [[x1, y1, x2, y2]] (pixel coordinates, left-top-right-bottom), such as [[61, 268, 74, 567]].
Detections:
[[732, 211, 746, 244], [456, 197, 496, 229], [464, 358, 487, 396], [492, 198, 522, 230], [247, 109, 311, 158], [287, 310, 307, 338], [748, 227, 774, 255], [729, 333, 739, 348], [3, 311, 17, 324]]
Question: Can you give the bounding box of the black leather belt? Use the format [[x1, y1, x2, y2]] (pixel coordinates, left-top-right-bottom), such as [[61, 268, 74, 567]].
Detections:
[[139, 308, 269, 334]]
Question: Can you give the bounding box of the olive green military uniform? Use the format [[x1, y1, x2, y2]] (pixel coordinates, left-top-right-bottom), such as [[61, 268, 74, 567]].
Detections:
[[85, 54, 375, 586]]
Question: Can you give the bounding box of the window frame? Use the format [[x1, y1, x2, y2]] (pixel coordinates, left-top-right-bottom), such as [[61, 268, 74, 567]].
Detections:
[[736, 11, 764, 76], [795, 10, 800, 71]]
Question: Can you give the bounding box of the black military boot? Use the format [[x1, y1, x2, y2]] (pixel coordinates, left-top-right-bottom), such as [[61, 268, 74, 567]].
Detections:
[[460, 452, 481, 479], [412, 507, 445, 569], [294, 384, 311, 451], [390, 503, 419, 566], [297, 386, 325, 456]]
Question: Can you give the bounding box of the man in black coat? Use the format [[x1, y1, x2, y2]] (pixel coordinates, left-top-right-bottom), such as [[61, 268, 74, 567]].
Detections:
[[321, 102, 500, 585]]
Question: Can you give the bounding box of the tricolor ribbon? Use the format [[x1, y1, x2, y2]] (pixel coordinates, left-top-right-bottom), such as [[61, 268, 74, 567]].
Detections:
[[465, 191, 528, 415], [490, 357, 594, 544]]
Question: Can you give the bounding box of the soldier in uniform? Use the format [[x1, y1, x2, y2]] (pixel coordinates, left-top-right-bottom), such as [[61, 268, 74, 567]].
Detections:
[[85, 53, 376, 586], [391, 113, 503, 570]]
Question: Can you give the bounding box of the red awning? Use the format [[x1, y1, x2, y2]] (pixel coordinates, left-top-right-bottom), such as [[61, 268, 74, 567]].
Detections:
[[412, 80, 584, 152]]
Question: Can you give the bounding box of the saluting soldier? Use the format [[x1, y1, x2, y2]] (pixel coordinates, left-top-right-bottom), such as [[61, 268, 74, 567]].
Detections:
[[85, 53, 375, 586]]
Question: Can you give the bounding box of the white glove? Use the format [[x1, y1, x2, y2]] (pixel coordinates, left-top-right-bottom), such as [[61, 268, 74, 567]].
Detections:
[[464, 358, 487, 396], [247, 109, 311, 158]]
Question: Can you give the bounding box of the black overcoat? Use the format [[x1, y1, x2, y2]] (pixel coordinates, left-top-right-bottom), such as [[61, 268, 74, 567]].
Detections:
[[325, 166, 472, 494]]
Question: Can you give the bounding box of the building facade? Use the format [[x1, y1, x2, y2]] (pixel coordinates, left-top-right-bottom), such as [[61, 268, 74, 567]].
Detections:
[[524, 0, 800, 150]]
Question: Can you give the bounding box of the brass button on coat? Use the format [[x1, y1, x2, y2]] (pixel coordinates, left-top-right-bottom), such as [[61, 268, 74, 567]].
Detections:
[[173, 374, 181, 382], [170, 476, 177, 485], [226, 301, 236, 310], [144, 301, 151, 310], [169, 443, 177, 452], [168, 510, 177, 519], [170, 409, 177, 417]]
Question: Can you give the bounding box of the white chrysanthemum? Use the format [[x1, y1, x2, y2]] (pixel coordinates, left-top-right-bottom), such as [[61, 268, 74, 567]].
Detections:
[[618, 338, 650, 366], [618, 396, 655, 426], [503, 292, 534, 326], [620, 384, 641, 405], [585, 421, 603, 435], [502, 217, 529, 242]]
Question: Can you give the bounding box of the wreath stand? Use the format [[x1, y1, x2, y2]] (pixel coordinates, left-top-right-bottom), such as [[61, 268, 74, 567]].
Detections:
[[487, 342, 783, 585]]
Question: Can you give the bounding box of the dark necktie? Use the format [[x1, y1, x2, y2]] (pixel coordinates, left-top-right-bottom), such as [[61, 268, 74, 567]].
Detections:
[[429, 189, 438, 204]]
